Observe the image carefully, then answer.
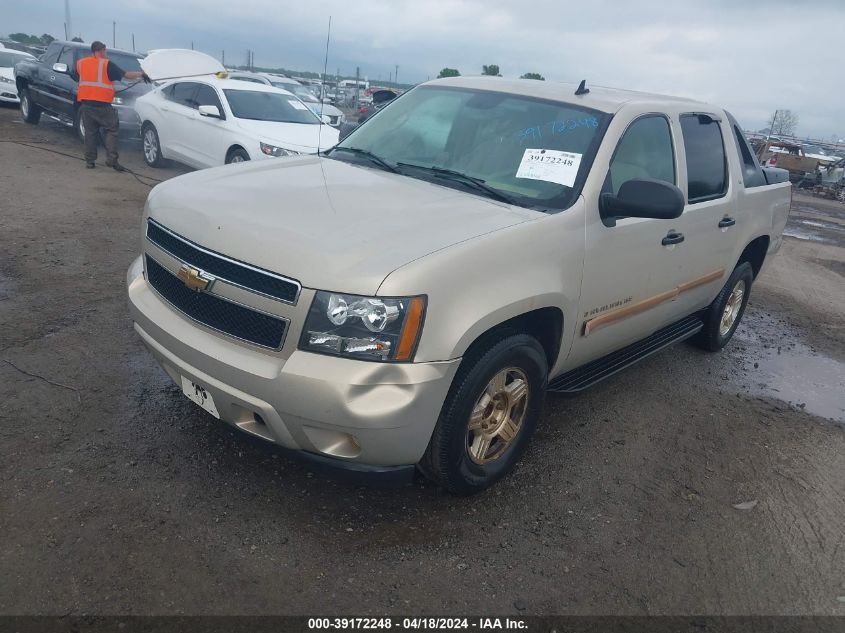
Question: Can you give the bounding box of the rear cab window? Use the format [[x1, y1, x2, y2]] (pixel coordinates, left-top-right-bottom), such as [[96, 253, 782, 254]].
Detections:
[[680, 114, 728, 203], [725, 112, 766, 188]]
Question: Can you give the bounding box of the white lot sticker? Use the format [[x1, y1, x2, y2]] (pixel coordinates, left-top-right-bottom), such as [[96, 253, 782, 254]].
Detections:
[[180, 376, 220, 419], [515, 149, 583, 187], [288, 100, 309, 111]]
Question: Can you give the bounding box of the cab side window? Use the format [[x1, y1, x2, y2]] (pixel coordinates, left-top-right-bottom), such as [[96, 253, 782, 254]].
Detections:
[[169, 82, 199, 108], [681, 114, 728, 202], [609, 115, 675, 195], [195, 84, 225, 117], [57, 46, 74, 68], [41, 43, 62, 66]]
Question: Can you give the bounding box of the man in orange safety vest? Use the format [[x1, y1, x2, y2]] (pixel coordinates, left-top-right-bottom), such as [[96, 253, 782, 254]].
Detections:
[[74, 41, 148, 170]]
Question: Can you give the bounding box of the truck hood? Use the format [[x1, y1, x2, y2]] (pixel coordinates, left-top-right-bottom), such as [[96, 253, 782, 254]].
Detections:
[[145, 156, 535, 294], [234, 119, 339, 152]]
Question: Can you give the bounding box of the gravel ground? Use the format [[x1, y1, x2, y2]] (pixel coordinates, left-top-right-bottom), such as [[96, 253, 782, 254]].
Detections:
[[1, 103, 844, 616]]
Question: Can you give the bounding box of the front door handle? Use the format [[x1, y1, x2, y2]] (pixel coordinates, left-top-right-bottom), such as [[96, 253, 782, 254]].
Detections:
[[718, 216, 736, 229], [662, 231, 685, 246]]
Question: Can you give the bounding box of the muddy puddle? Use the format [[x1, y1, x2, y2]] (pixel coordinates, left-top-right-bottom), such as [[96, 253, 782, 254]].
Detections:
[[730, 312, 845, 423]]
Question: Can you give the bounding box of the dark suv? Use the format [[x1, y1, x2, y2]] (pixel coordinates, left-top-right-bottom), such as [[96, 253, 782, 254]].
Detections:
[[14, 40, 149, 141]]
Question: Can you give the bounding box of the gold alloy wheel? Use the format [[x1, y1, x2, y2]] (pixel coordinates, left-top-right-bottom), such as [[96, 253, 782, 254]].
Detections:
[[719, 279, 746, 336], [466, 367, 530, 465]]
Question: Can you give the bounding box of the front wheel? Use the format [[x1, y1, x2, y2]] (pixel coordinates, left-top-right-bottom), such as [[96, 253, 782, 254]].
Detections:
[[20, 87, 41, 124], [691, 262, 754, 352], [419, 334, 548, 494], [225, 147, 250, 164]]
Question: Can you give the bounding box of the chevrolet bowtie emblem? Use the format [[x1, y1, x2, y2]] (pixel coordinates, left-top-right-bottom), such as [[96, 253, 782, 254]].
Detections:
[[177, 265, 214, 292]]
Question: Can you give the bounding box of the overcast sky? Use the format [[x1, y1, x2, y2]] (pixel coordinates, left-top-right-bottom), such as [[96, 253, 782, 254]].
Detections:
[[5, 0, 843, 138]]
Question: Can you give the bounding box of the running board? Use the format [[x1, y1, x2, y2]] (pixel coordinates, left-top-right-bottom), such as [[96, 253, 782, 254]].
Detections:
[[548, 314, 704, 395], [45, 113, 73, 127]]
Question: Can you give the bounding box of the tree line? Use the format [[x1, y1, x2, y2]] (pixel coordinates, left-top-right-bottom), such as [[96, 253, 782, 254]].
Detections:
[[437, 65, 544, 80]]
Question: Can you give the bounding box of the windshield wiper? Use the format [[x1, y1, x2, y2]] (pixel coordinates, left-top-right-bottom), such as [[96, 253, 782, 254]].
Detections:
[[328, 146, 398, 173], [395, 163, 516, 205]]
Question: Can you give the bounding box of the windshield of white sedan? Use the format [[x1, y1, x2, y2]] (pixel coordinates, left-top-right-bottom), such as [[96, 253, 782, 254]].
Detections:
[[333, 86, 609, 210], [223, 89, 320, 124], [0, 52, 29, 67]]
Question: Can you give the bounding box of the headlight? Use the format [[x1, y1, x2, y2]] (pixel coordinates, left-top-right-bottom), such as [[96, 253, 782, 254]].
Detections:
[[0, 76, 14, 85], [300, 291, 426, 362], [260, 142, 300, 157]]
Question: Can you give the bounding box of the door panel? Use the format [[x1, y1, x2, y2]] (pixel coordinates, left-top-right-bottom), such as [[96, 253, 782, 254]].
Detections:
[[191, 84, 229, 167], [662, 114, 737, 321], [566, 114, 683, 368]]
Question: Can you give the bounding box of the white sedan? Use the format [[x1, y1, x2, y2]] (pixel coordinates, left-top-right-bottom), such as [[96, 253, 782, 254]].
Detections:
[[1, 47, 35, 104], [135, 77, 339, 169]]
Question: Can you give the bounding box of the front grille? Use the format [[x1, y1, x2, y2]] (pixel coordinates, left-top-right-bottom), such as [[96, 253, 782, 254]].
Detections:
[[145, 255, 288, 349], [146, 219, 300, 304]]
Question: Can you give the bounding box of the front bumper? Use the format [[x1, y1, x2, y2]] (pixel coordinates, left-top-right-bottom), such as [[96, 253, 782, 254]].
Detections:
[[114, 104, 142, 138], [127, 256, 460, 473], [0, 87, 20, 103]]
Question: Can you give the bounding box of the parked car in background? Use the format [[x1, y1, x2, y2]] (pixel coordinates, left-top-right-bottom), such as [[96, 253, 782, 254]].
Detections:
[[13, 40, 149, 141], [357, 89, 397, 123], [228, 71, 345, 127], [135, 76, 339, 169], [0, 47, 35, 104], [127, 77, 790, 493]]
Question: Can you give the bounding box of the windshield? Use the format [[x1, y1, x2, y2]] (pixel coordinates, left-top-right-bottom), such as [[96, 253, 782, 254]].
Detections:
[[223, 89, 320, 124], [290, 85, 319, 102], [334, 85, 610, 211], [0, 51, 30, 67], [107, 52, 142, 74]]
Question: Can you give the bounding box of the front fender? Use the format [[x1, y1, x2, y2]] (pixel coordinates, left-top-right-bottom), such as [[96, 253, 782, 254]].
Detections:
[[377, 198, 587, 365]]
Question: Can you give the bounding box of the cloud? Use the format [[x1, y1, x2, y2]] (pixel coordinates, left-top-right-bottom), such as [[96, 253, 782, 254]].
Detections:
[[7, 0, 843, 137]]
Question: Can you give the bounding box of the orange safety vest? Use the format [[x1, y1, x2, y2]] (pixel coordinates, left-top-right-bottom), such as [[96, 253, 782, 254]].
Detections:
[[76, 56, 114, 103]]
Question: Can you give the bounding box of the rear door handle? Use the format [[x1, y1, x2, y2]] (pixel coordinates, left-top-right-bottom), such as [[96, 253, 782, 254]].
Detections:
[[718, 216, 736, 228], [662, 231, 685, 246]]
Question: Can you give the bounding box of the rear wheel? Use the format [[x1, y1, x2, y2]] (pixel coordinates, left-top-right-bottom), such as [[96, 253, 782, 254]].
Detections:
[[142, 123, 164, 167], [691, 262, 754, 352], [19, 87, 41, 124], [74, 108, 86, 143], [419, 334, 548, 494], [226, 147, 250, 164]]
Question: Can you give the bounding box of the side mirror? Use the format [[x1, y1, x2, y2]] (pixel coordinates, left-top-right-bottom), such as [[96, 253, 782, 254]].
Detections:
[[198, 104, 222, 118], [52, 62, 69, 74], [600, 178, 685, 226], [320, 114, 332, 124]]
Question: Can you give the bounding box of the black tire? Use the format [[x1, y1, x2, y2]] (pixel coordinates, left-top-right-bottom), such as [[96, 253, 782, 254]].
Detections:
[[419, 333, 548, 494], [141, 123, 164, 168], [691, 262, 754, 352], [19, 87, 41, 124], [74, 108, 87, 143], [225, 147, 250, 164]]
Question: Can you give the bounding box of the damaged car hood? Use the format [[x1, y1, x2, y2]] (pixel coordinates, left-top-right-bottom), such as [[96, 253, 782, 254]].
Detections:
[[144, 156, 535, 294]]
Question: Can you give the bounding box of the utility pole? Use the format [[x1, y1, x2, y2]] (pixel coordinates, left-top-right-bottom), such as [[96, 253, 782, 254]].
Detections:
[[191, 41, 194, 50], [222, 50, 225, 66], [355, 66, 360, 109], [768, 109, 779, 138], [132, 33, 135, 52], [395, 64, 399, 87], [112, 21, 116, 47], [65, 0, 73, 45]]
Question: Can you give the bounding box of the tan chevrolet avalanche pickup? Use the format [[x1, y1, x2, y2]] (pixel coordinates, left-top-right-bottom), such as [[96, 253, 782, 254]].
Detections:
[[127, 77, 791, 493]]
